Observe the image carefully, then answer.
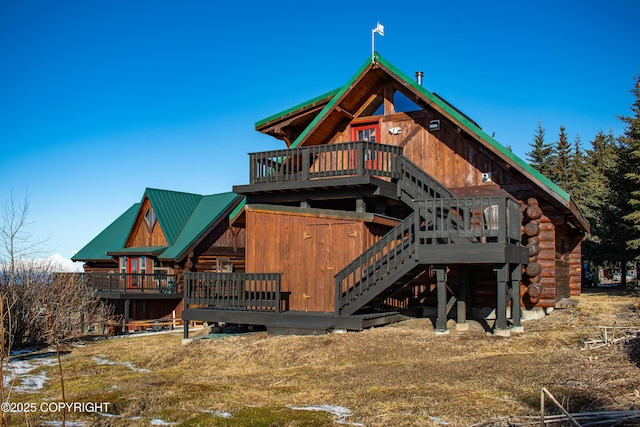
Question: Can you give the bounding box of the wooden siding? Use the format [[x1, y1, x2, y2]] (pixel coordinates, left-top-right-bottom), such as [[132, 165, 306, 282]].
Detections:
[[82, 261, 118, 274], [190, 222, 246, 272], [329, 111, 581, 308], [245, 208, 387, 312], [127, 199, 168, 248], [108, 298, 183, 322]]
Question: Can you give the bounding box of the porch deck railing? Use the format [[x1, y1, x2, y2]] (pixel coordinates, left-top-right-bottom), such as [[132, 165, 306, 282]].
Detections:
[[249, 141, 403, 184], [416, 196, 522, 245], [184, 272, 282, 312], [83, 273, 178, 294], [335, 195, 523, 314]]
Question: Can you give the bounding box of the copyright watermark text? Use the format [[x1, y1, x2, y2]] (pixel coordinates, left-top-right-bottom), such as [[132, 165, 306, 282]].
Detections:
[[1, 401, 110, 414]]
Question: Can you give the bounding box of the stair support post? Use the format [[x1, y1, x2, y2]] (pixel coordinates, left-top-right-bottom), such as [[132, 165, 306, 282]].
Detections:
[[510, 263, 523, 330], [456, 265, 470, 328], [435, 265, 448, 333], [494, 263, 510, 336]]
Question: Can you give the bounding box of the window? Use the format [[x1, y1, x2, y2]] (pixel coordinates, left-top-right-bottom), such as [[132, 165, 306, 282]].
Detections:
[[355, 126, 377, 143], [144, 206, 157, 231], [140, 257, 146, 275], [351, 122, 381, 166]]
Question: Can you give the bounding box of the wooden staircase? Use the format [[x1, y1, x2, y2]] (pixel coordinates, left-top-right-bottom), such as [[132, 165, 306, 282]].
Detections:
[[335, 152, 526, 317]]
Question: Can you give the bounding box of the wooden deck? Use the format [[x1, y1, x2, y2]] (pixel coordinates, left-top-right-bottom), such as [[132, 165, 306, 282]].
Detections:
[[185, 142, 528, 335], [83, 273, 181, 299]]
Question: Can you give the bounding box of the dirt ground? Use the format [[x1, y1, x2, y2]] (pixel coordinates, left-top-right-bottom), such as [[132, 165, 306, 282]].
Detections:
[[4, 286, 640, 426]]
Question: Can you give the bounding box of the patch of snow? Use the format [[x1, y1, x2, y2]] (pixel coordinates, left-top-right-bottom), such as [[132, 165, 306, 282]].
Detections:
[[200, 409, 232, 418], [3, 352, 59, 393], [39, 422, 87, 427], [91, 356, 151, 373], [150, 419, 178, 426], [428, 415, 450, 425], [291, 405, 363, 426]]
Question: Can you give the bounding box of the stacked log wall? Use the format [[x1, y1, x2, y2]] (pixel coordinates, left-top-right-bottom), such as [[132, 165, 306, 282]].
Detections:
[[569, 232, 583, 295]]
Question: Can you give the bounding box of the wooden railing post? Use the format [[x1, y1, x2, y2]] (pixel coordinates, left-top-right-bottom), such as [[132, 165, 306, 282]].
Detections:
[[301, 147, 310, 181]]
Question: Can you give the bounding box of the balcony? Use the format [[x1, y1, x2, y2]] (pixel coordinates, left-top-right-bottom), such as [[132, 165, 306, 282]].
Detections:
[[248, 141, 403, 184], [83, 273, 180, 297]]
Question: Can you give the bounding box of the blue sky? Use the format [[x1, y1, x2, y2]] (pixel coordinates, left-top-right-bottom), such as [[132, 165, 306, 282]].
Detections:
[[1, 1, 639, 269]]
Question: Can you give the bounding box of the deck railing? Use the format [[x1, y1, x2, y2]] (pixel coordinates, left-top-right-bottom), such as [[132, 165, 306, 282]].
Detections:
[[83, 273, 178, 294], [335, 196, 523, 314], [416, 196, 522, 245], [335, 213, 418, 314], [184, 272, 282, 312], [249, 141, 403, 184]]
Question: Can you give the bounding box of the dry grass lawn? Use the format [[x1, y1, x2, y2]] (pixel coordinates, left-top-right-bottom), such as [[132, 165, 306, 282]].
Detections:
[[5, 286, 640, 426]]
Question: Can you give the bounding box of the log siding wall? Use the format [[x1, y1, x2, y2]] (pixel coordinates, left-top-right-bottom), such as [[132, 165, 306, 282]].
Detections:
[[329, 109, 581, 307]]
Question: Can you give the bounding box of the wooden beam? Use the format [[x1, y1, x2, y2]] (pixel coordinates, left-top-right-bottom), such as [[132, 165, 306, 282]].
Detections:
[[494, 263, 508, 332], [383, 85, 395, 115], [435, 265, 448, 333], [510, 263, 522, 328], [335, 105, 355, 120], [457, 265, 470, 325]]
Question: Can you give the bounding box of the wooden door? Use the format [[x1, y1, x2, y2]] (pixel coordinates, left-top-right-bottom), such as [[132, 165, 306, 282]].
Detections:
[[127, 257, 139, 289], [351, 122, 381, 170]]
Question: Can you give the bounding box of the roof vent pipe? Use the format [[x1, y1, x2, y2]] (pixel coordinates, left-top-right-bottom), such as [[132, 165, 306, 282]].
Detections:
[[415, 71, 424, 86]]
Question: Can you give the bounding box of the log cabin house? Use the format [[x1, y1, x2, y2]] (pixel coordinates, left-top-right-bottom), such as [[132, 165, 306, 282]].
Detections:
[[181, 53, 589, 336], [75, 53, 589, 336], [72, 188, 245, 329]]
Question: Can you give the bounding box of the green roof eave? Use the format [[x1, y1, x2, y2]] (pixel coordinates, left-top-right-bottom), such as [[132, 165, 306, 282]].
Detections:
[[106, 246, 168, 256], [71, 203, 140, 262], [290, 57, 373, 149], [255, 88, 341, 129], [158, 192, 242, 262], [289, 53, 571, 206], [142, 188, 203, 245], [372, 53, 571, 204], [229, 197, 246, 223]]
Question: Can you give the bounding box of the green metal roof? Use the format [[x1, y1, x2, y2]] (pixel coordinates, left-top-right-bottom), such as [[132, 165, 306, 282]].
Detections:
[[159, 192, 242, 261], [284, 53, 572, 207], [255, 88, 341, 129], [106, 246, 168, 256], [144, 188, 203, 245], [259, 53, 588, 230], [71, 203, 140, 262], [371, 53, 571, 203], [289, 57, 372, 150], [73, 189, 243, 263]]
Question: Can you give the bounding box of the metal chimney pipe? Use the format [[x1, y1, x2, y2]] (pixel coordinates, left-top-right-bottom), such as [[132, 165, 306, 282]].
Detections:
[[415, 71, 424, 86]]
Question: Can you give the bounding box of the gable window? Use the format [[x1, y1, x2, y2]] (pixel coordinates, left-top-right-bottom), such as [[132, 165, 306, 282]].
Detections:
[[144, 206, 157, 231]]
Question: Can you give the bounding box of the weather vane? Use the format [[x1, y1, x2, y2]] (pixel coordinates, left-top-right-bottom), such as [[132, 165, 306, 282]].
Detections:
[[371, 22, 384, 64]]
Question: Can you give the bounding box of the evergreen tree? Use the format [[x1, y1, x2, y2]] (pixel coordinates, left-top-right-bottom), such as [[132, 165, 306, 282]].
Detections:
[[581, 130, 619, 265], [548, 125, 572, 189], [618, 74, 640, 261], [568, 134, 587, 208], [526, 120, 553, 176]]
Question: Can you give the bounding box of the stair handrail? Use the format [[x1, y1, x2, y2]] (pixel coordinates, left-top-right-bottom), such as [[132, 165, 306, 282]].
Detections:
[[395, 155, 456, 201], [335, 212, 417, 314]]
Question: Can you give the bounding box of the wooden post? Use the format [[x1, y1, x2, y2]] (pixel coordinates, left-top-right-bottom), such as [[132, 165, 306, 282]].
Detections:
[[356, 197, 366, 213], [123, 299, 130, 335], [456, 265, 469, 327], [494, 263, 509, 334], [510, 263, 522, 329], [435, 266, 448, 333]]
